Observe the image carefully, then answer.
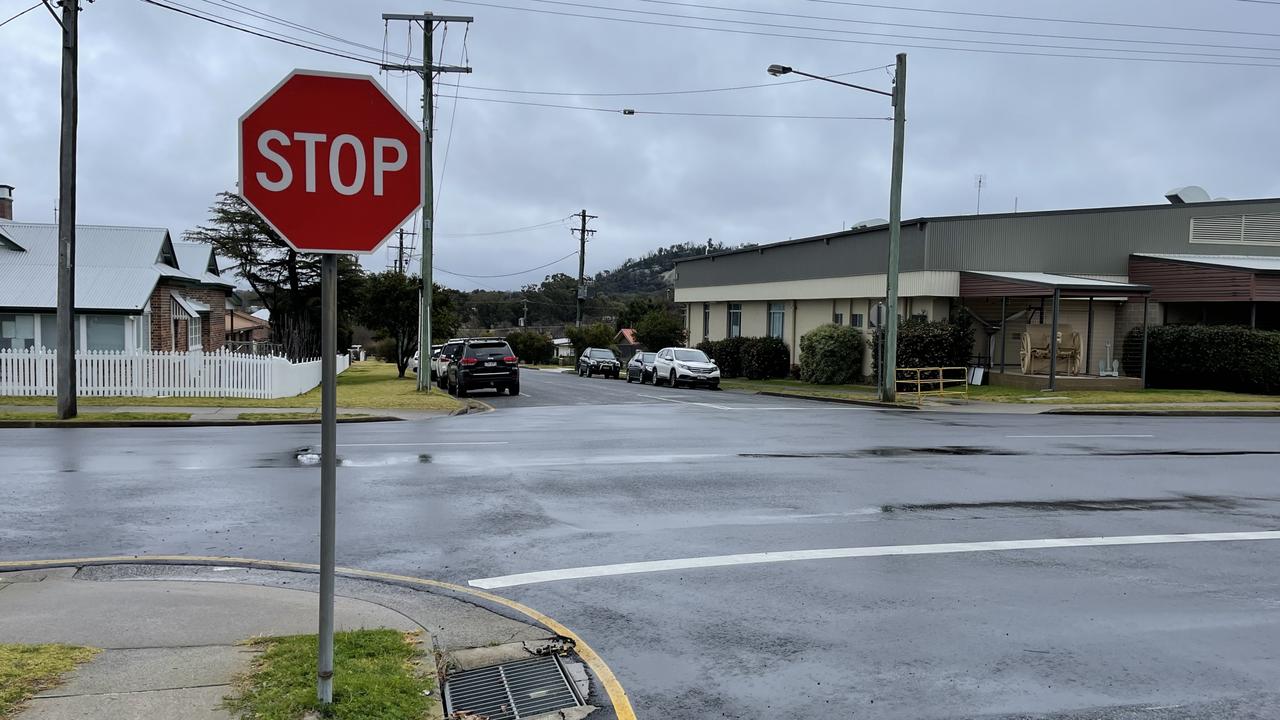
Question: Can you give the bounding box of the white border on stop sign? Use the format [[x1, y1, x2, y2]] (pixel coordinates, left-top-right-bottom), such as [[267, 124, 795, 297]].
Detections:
[[236, 68, 427, 255]]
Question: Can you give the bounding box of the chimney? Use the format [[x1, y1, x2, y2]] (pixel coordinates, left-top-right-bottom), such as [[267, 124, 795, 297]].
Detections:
[[0, 185, 12, 221]]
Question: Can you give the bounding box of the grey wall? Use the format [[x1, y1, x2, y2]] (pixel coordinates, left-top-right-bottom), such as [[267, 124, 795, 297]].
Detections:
[[675, 198, 1280, 289]]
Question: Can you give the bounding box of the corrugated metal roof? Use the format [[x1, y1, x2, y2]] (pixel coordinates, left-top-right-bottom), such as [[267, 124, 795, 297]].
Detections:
[[1133, 253, 1280, 272], [0, 221, 209, 311], [965, 271, 1149, 290]]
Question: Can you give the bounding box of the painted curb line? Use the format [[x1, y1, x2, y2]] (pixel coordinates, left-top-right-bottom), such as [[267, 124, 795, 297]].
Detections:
[[0, 555, 636, 720]]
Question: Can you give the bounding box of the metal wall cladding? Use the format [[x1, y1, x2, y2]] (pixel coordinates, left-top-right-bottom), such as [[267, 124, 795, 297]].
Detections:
[[924, 200, 1280, 275], [675, 224, 928, 287]]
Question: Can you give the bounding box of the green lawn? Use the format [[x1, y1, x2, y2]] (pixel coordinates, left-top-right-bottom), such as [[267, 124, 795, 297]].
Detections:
[[1, 644, 99, 718], [224, 630, 436, 720], [968, 385, 1279, 405], [720, 378, 880, 400], [0, 411, 192, 422], [0, 362, 461, 412]]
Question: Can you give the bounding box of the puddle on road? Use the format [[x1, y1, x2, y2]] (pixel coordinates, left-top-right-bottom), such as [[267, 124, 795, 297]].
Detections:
[[741, 446, 1021, 459], [265, 448, 434, 468], [881, 494, 1246, 515]]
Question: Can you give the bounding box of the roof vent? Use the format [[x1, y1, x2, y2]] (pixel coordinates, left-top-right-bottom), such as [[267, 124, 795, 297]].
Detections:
[[851, 218, 888, 229], [1165, 186, 1212, 204], [0, 184, 13, 221]]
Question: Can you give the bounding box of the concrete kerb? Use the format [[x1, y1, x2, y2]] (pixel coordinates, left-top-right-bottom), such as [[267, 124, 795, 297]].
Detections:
[[753, 390, 919, 410], [0, 555, 636, 720], [1046, 408, 1280, 417]]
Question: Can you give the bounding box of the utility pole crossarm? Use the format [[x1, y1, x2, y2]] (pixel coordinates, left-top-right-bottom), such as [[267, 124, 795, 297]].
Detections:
[[382, 12, 474, 21], [380, 64, 472, 74]]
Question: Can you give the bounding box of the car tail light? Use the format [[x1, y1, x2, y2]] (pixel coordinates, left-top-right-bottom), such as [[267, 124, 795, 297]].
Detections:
[[503, 356, 518, 363], [460, 357, 478, 366]]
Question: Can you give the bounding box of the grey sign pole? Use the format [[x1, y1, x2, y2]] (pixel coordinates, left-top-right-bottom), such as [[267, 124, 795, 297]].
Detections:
[[317, 253, 338, 703]]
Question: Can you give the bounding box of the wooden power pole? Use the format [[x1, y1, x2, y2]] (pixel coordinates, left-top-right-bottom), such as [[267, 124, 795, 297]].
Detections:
[[574, 209, 596, 327], [56, 0, 80, 419]]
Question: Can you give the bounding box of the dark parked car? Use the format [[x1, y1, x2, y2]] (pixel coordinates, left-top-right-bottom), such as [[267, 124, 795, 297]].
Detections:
[[447, 338, 520, 396], [626, 351, 657, 384], [577, 347, 621, 378]]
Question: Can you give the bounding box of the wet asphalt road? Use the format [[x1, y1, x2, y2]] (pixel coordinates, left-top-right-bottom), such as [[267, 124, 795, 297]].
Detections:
[[4, 369, 1280, 718]]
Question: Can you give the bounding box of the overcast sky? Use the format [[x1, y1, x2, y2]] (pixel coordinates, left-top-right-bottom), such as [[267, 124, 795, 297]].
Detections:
[[5, 0, 1280, 290]]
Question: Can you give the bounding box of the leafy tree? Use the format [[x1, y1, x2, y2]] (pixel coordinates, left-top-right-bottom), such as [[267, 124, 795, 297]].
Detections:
[[186, 191, 364, 359], [431, 284, 464, 343], [618, 296, 670, 330], [800, 324, 866, 384], [634, 309, 686, 351], [357, 271, 420, 377], [564, 322, 616, 357], [505, 330, 556, 364]]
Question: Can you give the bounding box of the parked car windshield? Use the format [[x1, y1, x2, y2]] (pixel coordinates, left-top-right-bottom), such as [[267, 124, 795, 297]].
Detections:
[[467, 342, 511, 358], [639, 352, 656, 362], [674, 349, 709, 362], [589, 349, 616, 359]]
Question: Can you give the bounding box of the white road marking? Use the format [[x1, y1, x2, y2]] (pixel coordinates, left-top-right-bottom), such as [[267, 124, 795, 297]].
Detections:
[[520, 393, 531, 397], [637, 393, 688, 404], [636, 393, 733, 410], [468, 530, 1280, 589], [337, 441, 509, 447], [1006, 434, 1155, 439]]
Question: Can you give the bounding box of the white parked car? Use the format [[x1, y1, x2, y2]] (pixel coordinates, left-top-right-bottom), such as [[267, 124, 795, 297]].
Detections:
[[653, 347, 720, 389]]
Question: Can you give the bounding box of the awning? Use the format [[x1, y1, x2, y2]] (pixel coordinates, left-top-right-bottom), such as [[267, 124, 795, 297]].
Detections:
[[170, 291, 210, 317], [960, 271, 1150, 298], [1130, 254, 1280, 302]]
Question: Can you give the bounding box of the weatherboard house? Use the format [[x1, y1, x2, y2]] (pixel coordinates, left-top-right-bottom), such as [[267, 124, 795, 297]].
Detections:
[[0, 186, 233, 354], [673, 189, 1280, 387]]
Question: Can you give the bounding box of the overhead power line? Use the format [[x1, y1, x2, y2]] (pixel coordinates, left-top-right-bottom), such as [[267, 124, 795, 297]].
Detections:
[[458, 62, 891, 97], [633, 0, 1280, 54], [444, 94, 891, 119], [1, 2, 41, 28], [436, 250, 580, 279], [802, 0, 1280, 40], [442, 0, 1280, 68], [436, 216, 577, 238], [138, 0, 385, 66], [481, 0, 1280, 63]]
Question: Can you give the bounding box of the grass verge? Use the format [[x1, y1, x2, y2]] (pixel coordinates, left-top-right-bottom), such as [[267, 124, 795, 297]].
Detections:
[[0, 643, 99, 718], [1050, 403, 1280, 413], [236, 412, 373, 421], [720, 378, 880, 401], [224, 630, 435, 720], [0, 362, 461, 412], [968, 386, 1278, 404], [0, 411, 191, 422]]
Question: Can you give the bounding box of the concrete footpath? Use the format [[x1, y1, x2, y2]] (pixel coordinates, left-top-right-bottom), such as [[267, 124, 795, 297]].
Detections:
[[0, 563, 596, 719], [0, 404, 454, 421]]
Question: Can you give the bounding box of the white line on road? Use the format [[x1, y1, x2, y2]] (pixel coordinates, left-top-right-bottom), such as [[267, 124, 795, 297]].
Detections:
[[1006, 434, 1155, 439], [337, 442, 509, 447], [468, 530, 1280, 589], [636, 393, 733, 410], [520, 393, 531, 397]]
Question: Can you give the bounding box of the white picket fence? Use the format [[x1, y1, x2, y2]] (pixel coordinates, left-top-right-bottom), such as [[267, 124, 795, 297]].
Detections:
[[0, 348, 350, 399]]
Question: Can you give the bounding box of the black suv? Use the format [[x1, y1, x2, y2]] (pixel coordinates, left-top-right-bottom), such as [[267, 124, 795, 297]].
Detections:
[[577, 347, 621, 378], [447, 338, 520, 397]]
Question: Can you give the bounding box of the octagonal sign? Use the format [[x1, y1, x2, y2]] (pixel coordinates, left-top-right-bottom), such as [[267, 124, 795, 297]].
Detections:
[[239, 69, 424, 254]]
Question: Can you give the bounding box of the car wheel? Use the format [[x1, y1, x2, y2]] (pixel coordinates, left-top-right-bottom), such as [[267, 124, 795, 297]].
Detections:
[[626, 373, 634, 383], [429, 370, 437, 381], [669, 371, 679, 388], [456, 380, 468, 398], [509, 383, 520, 395]]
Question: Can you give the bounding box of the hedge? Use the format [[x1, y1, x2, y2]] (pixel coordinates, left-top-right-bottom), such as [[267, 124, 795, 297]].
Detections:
[[871, 317, 974, 383], [1125, 324, 1280, 394], [697, 336, 790, 379], [799, 324, 865, 384]]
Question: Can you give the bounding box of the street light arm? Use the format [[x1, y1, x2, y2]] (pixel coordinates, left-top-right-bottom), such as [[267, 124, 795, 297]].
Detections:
[[787, 68, 892, 97]]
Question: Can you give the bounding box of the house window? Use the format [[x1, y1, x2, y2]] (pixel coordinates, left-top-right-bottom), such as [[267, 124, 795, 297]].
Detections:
[[727, 303, 742, 338], [850, 313, 864, 328], [0, 313, 36, 350], [702, 303, 710, 341], [40, 314, 58, 349], [86, 315, 127, 351], [136, 310, 152, 352], [833, 312, 844, 326], [768, 302, 784, 339], [188, 315, 203, 351]]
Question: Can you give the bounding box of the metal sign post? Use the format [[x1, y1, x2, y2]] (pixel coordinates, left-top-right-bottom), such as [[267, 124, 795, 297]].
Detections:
[[317, 254, 338, 703], [238, 69, 424, 707]]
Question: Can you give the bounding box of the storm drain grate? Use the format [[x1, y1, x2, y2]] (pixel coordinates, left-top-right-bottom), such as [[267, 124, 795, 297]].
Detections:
[[444, 655, 583, 719]]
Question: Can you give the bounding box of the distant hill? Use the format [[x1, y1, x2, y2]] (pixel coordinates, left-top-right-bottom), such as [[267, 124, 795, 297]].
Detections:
[[590, 240, 754, 296]]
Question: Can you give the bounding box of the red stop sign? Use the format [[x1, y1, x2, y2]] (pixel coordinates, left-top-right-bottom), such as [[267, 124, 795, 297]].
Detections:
[[238, 69, 424, 254]]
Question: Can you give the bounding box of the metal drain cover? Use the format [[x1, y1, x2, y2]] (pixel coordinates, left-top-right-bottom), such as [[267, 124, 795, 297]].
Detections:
[[445, 655, 584, 719]]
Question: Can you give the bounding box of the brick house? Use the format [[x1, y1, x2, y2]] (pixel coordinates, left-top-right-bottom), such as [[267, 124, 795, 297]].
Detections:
[[0, 201, 233, 353]]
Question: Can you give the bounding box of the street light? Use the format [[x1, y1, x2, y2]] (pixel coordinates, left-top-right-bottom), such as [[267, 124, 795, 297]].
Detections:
[[768, 54, 907, 402]]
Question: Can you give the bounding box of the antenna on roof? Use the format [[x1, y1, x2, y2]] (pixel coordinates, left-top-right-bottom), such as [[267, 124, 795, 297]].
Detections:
[[974, 174, 987, 214]]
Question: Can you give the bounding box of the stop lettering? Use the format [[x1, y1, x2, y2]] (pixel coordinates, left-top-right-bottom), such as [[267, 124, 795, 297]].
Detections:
[[238, 69, 424, 254]]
